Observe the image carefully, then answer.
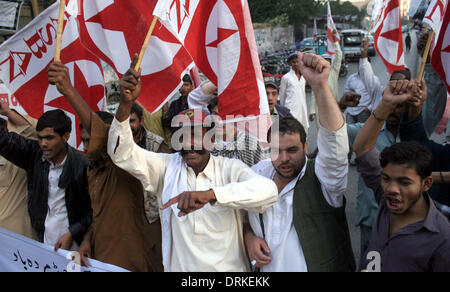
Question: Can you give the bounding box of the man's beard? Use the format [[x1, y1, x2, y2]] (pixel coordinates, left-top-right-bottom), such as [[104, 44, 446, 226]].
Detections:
[[274, 159, 305, 180], [132, 127, 140, 138]]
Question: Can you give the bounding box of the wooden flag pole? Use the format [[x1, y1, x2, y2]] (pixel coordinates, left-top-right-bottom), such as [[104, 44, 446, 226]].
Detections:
[[54, 0, 66, 62], [125, 16, 159, 94], [365, 22, 374, 42], [135, 16, 159, 71], [417, 28, 435, 81]]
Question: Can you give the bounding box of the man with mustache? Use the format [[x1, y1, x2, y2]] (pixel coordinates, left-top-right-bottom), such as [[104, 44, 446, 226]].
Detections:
[[107, 56, 278, 272], [245, 53, 355, 272], [354, 79, 450, 272]]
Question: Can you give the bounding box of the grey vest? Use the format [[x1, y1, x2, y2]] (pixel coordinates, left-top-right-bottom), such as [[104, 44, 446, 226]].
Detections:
[[292, 160, 356, 272]]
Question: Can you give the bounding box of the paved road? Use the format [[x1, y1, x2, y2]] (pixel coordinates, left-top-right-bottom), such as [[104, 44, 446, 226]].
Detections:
[[303, 31, 421, 267]]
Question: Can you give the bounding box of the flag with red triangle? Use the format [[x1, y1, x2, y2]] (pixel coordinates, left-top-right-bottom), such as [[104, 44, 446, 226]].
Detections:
[[431, 3, 450, 94], [0, 0, 106, 149], [327, 2, 341, 56], [154, 0, 269, 121], [373, 0, 405, 74], [75, 0, 194, 114]]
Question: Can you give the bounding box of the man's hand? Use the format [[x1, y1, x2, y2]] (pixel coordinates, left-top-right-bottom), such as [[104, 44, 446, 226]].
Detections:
[[339, 90, 361, 110], [54, 232, 73, 251], [77, 238, 92, 267], [297, 52, 331, 89], [0, 100, 11, 117], [161, 189, 217, 216], [245, 231, 272, 268], [375, 80, 416, 120], [120, 54, 141, 104], [332, 29, 338, 43], [360, 40, 369, 59], [116, 54, 142, 122], [406, 79, 427, 122], [382, 80, 416, 107], [47, 62, 75, 97]]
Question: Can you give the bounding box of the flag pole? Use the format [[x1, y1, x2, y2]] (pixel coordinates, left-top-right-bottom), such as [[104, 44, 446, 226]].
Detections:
[[365, 22, 374, 41], [417, 27, 435, 81], [135, 16, 159, 71], [54, 0, 66, 62], [125, 16, 159, 94]]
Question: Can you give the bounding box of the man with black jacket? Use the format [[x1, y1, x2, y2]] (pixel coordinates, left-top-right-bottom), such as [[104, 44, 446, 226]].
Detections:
[[0, 108, 92, 251]]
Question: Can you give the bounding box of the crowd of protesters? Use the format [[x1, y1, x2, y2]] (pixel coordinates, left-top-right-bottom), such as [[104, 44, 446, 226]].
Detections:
[[0, 28, 449, 272]]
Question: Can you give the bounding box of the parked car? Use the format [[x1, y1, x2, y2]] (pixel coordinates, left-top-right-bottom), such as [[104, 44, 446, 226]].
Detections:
[[297, 37, 315, 51], [341, 29, 365, 61]]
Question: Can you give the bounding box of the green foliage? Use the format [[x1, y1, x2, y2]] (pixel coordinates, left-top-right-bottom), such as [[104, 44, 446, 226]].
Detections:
[[249, 0, 364, 26]]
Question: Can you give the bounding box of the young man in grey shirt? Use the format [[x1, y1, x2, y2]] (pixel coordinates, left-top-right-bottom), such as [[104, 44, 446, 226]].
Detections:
[[353, 79, 450, 272]]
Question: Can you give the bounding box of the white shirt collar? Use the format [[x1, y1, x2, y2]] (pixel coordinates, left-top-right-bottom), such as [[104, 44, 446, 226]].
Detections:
[[42, 155, 67, 169]]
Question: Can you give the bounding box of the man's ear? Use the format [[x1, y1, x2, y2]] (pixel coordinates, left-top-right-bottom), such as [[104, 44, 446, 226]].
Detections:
[[62, 132, 70, 144], [303, 141, 309, 155], [422, 176, 433, 193]]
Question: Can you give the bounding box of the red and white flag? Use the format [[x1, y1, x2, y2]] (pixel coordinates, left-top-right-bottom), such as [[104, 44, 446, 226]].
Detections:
[[154, 0, 269, 121], [327, 2, 341, 56], [372, 0, 385, 22], [373, 0, 405, 74], [0, 0, 106, 149], [75, 0, 194, 114], [431, 3, 450, 94], [423, 0, 447, 36]]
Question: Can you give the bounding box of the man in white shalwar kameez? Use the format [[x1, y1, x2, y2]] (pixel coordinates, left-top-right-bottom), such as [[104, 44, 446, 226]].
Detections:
[[107, 57, 278, 272]]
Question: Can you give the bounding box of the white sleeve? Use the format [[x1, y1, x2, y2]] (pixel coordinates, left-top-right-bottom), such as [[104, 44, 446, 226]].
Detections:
[[359, 58, 381, 99], [344, 75, 353, 94], [212, 159, 278, 213], [107, 117, 170, 195], [188, 86, 211, 112], [279, 76, 288, 106], [332, 42, 342, 73], [315, 123, 349, 208]]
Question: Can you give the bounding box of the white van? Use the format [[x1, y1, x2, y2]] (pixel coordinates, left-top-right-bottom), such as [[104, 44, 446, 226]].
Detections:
[[341, 29, 366, 61]]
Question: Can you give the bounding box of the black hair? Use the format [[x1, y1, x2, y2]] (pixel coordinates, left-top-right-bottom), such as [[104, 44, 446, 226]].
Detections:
[[130, 102, 143, 120], [380, 142, 433, 179], [268, 116, 307, 145], [182, 74, 193, 85], [390, 68, 411, 81], [36, 109, 71, 137], [208, 97, 219, 114]]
